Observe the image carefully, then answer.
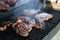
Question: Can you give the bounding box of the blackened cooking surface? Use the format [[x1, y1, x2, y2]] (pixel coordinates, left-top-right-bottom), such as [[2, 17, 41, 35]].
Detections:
[[0, 0, 60, 40]]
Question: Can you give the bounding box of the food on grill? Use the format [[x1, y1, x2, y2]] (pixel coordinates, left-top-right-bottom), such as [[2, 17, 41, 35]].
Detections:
[[0, 21, 12, 31], [34, 13, 53, 29], [1, 4, 10, 10], [0, 1, 9, 10], [0, 26, 7, 31], [0, 0, 16, 11], [0, 12, 53, 37], [9, 0, 16, 5], [4, 0, 16, 5], [19, 32, 29, 37], [17, 16, 36, 29], [2, 21, 12, 27], [12, 16, 34, 37], [35, 13, 53, 23], [0, 1, 5, 5], [12, 22, 31, 37], [0, 3, 9, 10]]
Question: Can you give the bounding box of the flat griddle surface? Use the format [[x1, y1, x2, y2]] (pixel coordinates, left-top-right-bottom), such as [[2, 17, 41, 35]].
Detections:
[[0, 0, 60, 40]]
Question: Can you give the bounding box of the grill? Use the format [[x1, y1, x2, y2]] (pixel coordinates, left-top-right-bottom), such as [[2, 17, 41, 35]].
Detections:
[[0, 0, 60, 40]]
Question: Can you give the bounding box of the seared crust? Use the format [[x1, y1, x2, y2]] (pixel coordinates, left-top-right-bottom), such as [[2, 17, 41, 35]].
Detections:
[[0, 0, 16, 11], [0, 21, 12, 31], [18, 32, 29, 37], [12, 22, 31, 37], [12, 16, 35, 37], [35, 13, 53, 23]]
